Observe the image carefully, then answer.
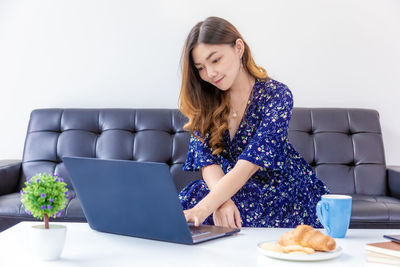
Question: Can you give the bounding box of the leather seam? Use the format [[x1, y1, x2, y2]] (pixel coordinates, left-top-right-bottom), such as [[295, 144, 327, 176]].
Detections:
[[348, 110, 357, 194], [381, 201, 392, 222], [310, 109, 316, 165]]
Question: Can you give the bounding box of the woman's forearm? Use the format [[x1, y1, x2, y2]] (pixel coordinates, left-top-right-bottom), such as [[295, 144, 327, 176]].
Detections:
[[201, 164, 225, 191], [197, 159, 260, 214]]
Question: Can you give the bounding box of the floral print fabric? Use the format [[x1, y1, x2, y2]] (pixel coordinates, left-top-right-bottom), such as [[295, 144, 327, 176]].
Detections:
[[179, 79, 329, 227]]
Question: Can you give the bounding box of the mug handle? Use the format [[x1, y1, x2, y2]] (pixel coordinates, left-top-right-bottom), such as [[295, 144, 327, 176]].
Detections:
[[316, 200, 331, 234]]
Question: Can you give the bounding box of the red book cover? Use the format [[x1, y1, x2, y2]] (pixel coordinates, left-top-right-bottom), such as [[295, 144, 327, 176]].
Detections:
[[365, 241, 400, 258]]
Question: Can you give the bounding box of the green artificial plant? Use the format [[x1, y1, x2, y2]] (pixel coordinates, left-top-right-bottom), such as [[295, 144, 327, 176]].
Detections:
[[20, 173, 69, 229]]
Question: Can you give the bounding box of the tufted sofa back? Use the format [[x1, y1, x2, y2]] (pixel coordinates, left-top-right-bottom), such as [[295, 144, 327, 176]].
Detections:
[[20, 109, 197, 192], [20, 108, 387, 195], [288, 108, 386, 195]]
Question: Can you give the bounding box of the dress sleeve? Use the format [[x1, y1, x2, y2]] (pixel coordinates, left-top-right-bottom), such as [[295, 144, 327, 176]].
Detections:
[[237, 84, 293, 171], [182, 131, 220, 172]]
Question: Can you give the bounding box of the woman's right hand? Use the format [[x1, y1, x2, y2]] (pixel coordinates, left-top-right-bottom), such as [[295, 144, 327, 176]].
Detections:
[[213, 199, 242, 229]]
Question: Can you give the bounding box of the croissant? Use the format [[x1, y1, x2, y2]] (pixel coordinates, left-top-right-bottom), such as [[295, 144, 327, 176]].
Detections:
[[278, 225, 336, 252]]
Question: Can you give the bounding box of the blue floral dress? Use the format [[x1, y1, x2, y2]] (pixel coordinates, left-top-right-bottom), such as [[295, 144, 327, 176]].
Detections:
[[179, 79, 329, 228]]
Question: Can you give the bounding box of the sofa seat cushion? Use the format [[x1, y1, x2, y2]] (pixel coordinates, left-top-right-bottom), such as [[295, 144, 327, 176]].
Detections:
[[0, 191, 85, 221], [3, 191, 400, 224], [351, 194, 400, 223], [0, 193, 22, 216]]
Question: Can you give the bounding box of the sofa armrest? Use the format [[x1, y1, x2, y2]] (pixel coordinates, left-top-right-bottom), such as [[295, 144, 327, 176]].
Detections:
[[388, 165, 400, 198], [0, 160, 22, 196]]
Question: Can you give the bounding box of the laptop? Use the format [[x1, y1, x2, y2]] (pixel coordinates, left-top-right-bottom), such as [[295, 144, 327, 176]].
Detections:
[[63, 156, 240, 245]]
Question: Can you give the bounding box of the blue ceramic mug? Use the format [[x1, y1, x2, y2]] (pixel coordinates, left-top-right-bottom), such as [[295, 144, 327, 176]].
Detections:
[[316, 194, 352, 238]]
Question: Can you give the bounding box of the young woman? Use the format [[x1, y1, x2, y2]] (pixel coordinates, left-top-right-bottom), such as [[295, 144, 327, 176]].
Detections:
[[178, 16, 329, 229]]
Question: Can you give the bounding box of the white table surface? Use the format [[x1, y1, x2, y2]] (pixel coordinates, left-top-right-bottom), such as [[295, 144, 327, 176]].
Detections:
[[0, 222, 397, 267]]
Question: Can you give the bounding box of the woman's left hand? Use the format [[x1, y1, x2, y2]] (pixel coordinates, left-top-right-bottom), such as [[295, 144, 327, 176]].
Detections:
[[183, 204, 211, 227]]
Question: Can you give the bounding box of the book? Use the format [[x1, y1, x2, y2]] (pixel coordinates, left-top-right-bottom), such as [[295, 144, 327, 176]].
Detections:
[[365, 241, 400, 258], [367, 252, 400, 266]]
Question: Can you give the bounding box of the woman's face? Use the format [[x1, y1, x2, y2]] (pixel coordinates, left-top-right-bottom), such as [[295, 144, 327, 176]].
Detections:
[[191, 40, 244, 91]]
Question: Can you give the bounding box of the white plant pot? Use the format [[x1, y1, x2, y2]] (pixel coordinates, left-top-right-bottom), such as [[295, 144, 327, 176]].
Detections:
[[28, 224, 67, 261]]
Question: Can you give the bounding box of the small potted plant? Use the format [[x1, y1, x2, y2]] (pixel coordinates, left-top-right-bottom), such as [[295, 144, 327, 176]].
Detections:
[[20, 173, 70, 261]]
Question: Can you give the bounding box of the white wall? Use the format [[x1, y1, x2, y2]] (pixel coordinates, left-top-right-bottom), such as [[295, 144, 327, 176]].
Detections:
[[1, 0, 399, 164]]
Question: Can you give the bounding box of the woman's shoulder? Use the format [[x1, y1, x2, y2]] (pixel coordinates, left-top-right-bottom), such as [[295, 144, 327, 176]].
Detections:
[[255, 78, 293, 104], [191, 130, 212, 144]]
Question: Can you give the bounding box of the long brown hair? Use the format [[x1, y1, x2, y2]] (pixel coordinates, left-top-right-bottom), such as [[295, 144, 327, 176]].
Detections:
[[178, 17, 268, 156]]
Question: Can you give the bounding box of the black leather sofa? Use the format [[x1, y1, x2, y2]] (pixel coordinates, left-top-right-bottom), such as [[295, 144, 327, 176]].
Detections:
[[1, 108, 399, 231]]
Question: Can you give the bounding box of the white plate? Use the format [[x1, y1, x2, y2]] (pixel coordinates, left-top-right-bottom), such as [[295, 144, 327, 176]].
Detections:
[[257, 241, 342, 262]]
